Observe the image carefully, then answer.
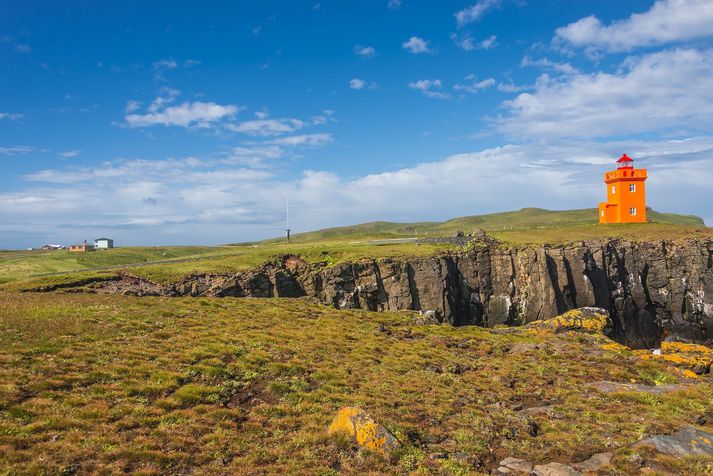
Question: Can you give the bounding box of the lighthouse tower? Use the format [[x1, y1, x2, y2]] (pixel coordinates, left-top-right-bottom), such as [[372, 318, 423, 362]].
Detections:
[[598, 154, 648, 224]]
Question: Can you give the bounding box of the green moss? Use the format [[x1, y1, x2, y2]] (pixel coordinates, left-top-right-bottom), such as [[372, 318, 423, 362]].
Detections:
[[0, 292, 711, 474]]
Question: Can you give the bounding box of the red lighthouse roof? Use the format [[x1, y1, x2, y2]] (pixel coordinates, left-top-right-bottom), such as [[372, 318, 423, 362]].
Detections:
[[616, 153, 634, 168]]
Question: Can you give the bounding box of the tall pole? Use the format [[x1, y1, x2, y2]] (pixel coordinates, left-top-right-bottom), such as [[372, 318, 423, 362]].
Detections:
[[285, 193, 291, 243]]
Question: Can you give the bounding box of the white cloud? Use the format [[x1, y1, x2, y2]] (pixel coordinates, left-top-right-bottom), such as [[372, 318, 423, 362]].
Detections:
[[455, 0, 500, 29], [349, 78, 366, 90], [59, 150, 81, 159], [521, 56, 578, 75], [4, 138, 713, 248], [226, 118, 305, 136], [353, 45, 376, 57], [454, 77, 496, 93], [409, 79, 450, 99], [479, 35, 497, 49], [125, 101, 238, 128], [252, 26, 262, 35], [349, 78, 377, 90], [0, 112, 23, 120], [14, 44, 31, 53], [402, 36, 433, 54], [265, 133, 333, 146], [555, 0, 713, 53], [500, 48, 713, 139], [452, 33, 497, 51], [152, 58, 177, 70], [0, 146, 32, 156], [124, 100, 141, 113], [387, 0, 401, 9]]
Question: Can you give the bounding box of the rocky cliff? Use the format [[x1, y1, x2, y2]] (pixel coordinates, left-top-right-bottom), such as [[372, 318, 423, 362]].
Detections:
[[90, 238, 713, 348]]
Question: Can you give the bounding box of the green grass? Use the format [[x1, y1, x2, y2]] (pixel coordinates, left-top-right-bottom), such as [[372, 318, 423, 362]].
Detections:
[[0, 292, 711, 474], [0, 246, 237, 284], [0, 208, 709, 288], [258, 207, 706, 244]]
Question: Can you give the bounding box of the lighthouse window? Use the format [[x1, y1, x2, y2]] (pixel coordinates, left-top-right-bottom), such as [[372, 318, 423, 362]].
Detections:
[[630, 207, 637, 216], [629, 184, 636, 192], [611, 185, 616, 194]]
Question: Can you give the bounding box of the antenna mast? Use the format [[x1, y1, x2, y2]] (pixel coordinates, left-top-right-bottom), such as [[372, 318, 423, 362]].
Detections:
[[285, 193, 291, 243]]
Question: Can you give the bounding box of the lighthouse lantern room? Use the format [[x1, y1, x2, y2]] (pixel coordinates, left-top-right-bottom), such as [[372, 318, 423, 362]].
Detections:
[[598, 154, 648, 224]]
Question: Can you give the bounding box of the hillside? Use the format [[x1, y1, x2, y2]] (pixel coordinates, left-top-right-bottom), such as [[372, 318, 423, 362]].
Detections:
[[267, 208, 705, 244]]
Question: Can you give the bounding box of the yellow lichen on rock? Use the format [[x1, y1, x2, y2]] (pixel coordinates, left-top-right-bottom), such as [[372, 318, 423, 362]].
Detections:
[[526, 307, 611, 335], [600, 342, 629, 352], [635, 341, 713, 376], [328, 407, 401, 454]]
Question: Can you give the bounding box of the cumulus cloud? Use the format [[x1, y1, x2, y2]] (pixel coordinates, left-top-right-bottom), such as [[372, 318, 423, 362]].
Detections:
[[555, 0, 713, 53], [349, 78, 366, 90], [353, 45, 376, 57], [387, 0, 401, 9], [402, 36, 433, 54], [125, 101, 238, 128], [409, 79, 450, 99], [499, 48, 713, 139], [455, 0, 500, 29], [349, 78, 377, 90], [452, 33, 498, 51], [14, 43, 31, 53], [7, 137, 710, 248]]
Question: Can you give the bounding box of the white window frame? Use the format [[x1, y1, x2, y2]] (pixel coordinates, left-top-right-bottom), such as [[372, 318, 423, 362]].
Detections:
[[629, 184, 636, 192], [630, 207, 637, 216]]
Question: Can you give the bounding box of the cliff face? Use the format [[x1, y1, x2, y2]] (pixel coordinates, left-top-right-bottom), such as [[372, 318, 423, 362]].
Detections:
[[97, 238, 713, 348]]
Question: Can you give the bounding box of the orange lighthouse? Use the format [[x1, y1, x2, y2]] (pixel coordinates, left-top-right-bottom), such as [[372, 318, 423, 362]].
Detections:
[[598, 154, 647, 224]]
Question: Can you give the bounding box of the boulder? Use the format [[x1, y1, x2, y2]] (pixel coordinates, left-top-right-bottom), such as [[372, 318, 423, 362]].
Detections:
[[573, 452, 613, 472], [635, 426, 713, 457], [532, 462, 582, 476], [496, 457, 533, 474], [525, 307, 611, 335], [328, 407, 401, 454]]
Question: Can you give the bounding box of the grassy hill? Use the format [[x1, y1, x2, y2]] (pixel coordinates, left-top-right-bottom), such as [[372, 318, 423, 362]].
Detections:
[[269, 208, 705, 244], [1, 208, 708, 287]]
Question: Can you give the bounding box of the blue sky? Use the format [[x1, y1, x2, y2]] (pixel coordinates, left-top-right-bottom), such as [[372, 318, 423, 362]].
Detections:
[[2, 0, 713, 248]]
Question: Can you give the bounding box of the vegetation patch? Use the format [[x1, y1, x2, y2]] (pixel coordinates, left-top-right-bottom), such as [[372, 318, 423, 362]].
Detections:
[[1, 292, 712, 474]]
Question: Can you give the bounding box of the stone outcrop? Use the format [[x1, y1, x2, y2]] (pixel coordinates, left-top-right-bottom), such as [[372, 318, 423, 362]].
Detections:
[[83, 238, 712, 348], [635, 426, 713, 457], [327, 407, 401, 454]]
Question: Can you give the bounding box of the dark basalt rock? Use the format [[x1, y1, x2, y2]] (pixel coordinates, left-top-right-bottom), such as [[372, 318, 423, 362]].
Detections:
[[83, 237, 713, 348]]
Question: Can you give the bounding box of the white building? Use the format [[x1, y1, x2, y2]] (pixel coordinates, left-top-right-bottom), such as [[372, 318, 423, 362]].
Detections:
[[94, 238, 114, 249]]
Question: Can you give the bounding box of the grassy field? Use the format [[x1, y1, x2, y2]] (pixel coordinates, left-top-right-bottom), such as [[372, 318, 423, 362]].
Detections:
[[261, 207, 706, 244], [1, 292, 711, 474], [0, 246, 228, 284], [1, 208, 710, 289]]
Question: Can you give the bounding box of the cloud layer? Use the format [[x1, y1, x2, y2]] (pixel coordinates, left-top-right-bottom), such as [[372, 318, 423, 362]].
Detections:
[[555, 0, 713, 52]]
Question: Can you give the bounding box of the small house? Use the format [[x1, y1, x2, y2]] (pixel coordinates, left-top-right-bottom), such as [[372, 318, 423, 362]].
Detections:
[[94, 238, 114, 249], [69, 241, 95, 252]]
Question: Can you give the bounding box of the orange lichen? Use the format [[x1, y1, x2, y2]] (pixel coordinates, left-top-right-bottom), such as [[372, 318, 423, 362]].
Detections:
[[527, 309, 610, 335], [328, 407, 401, 454]]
